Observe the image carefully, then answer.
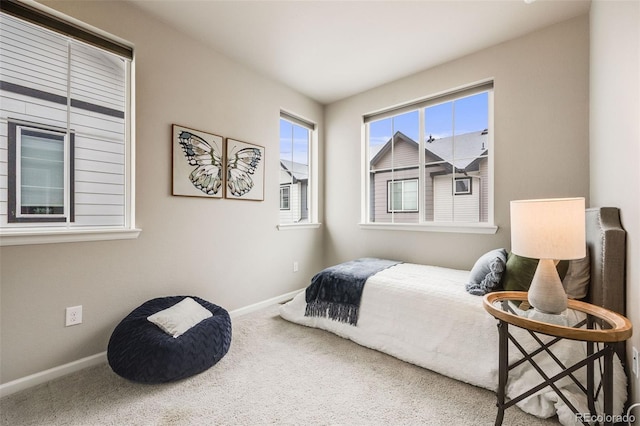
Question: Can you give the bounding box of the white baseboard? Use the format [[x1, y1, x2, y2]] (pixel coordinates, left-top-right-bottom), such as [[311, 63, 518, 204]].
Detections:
[[0, 352, 107, 398], [0, 289, 304, 398], [229, 288, 303, 318]]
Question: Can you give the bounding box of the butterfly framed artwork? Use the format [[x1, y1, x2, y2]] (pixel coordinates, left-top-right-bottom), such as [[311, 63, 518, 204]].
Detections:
[[225, 138, 265, 201], [172, 124, 224, 198]]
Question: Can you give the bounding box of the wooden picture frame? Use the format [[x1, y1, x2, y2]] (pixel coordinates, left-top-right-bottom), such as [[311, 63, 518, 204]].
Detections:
[[172, 124, 224, 198], [225, 138, 265, 201]]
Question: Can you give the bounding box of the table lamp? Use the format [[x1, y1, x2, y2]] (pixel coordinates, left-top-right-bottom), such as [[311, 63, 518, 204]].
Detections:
[[510, 198, 586, 314]]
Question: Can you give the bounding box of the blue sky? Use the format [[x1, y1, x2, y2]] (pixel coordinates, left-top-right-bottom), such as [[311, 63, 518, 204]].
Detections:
[[279, 91, 489, 164], [280, 119, 309, 165], [368, 91, 488, 158]]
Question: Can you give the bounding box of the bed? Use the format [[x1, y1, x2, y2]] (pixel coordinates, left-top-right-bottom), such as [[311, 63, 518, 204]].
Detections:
[[279, 208, 628, 425]]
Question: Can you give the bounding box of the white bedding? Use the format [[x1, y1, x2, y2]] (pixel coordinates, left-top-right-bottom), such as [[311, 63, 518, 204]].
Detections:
[[279, 263, 627, 426]]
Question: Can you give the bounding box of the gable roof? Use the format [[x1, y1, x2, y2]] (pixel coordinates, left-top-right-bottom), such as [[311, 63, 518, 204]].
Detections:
[[426, 130, 488, 169], [369, 131, 418, 165], [370, 130, 488, 172], [280, 160, 308, 184]]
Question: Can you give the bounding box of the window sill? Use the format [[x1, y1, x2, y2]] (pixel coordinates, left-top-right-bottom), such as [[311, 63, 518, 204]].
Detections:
[[0, 227, 142, 246], [277, 223, 322, 231], [359, 222, 498, 234]]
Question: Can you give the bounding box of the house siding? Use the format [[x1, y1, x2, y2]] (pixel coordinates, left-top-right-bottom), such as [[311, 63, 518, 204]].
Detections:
[[279, 182, 302, 223], [433, 174, 481, 222], [1, 15, 68, 99], [479, 158, 488, 222]]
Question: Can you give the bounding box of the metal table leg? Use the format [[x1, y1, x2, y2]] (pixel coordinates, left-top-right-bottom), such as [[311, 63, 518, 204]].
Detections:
[[495, 320, 508, 426], [603, 344, 613, 426]]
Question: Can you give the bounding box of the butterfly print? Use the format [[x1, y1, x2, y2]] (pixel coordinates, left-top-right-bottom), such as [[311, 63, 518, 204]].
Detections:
[[177, 130, 223, 195], [227, 145, 262, 197]]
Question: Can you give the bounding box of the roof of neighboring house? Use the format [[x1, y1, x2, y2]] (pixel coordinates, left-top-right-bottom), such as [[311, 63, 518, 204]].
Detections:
[[280, 160, 309, 184], [370, 130, 488, 172]]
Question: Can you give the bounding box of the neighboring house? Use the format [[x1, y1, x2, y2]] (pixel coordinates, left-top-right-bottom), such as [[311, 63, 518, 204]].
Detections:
[[279, 159, 309, 223], [369, 130, 489, 223]]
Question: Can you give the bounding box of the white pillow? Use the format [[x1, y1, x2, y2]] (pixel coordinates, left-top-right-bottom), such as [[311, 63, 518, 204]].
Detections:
[[147, 297, 212, 338]]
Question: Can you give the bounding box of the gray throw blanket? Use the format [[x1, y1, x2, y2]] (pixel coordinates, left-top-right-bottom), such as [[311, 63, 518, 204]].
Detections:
[[304, 258, 401, 325]]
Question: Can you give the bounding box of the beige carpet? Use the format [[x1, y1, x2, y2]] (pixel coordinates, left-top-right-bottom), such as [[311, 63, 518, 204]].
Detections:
[[1, 304, 559, 425]]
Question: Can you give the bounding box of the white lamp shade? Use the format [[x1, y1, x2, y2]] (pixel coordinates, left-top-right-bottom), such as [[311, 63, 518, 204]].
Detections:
[[510, 198, 586, 260]]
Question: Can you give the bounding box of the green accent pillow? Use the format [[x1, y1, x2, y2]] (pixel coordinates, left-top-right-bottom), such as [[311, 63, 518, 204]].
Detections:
[[500, 252, 570, 292]]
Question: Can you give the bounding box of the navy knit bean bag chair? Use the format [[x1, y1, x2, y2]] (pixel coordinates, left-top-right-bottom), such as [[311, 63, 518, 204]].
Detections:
[[107, 296, 232, 384]]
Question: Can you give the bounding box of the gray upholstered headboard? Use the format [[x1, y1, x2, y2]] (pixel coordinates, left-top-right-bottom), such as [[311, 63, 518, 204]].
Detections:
[[585, 207, 626, 316]]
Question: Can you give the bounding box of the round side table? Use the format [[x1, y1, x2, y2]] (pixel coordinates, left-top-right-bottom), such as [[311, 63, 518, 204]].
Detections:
[[483, 291, 632, 426]]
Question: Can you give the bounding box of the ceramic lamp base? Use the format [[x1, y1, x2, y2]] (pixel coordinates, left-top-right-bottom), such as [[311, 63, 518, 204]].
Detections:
[[527, 258, 568, 315]]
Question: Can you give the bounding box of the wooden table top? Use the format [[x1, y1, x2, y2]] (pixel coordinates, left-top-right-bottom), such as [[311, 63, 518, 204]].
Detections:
[[483, 291, 632, 343]]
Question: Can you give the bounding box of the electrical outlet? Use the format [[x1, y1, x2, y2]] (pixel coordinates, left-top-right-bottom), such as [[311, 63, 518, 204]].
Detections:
[[65, 305, 83, 327], [293, 261, 299, 272], [633, 346, 639, 379]]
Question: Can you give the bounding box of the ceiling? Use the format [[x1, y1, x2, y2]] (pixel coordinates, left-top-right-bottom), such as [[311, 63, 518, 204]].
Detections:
[[129, 0, 591, 105]]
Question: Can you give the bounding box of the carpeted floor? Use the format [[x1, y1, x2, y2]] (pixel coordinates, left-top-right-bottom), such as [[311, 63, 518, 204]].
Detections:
[[0, 304, 560, 425]]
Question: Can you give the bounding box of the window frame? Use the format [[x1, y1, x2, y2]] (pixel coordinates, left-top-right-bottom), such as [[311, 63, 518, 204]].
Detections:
[[387, 178, 419, 213], [280, 185, 291, 210], [277, 111, 320, 230], [8, 120, 75, 223], [361, 81, 497, 234], [454, 177, 472, 196], [0, 0, 139, 246]]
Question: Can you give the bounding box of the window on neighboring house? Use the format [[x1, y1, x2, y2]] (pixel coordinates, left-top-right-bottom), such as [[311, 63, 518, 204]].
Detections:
[[0, 1, 137, 245], [364, 82, 494, 231], [279, 111, 316, 226], [454, 177, 472, 195], [280, 186, 290, 210], [8, 122, 74, 222], [388, 179, 418, 212]]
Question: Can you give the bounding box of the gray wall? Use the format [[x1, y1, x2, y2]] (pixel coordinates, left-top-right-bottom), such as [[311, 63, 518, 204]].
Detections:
[[0, 0, 324, 383], [323, 16, 590, 269], [590, 0, 640, 405]]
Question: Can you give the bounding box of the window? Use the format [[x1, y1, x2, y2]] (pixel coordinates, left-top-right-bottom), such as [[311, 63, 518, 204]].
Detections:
[[0, 1, 138, 245], [279, 111, 316, 226], [388, 179, 418, 212], [8, 122, 74, 222], [280, 186, 290, 210], [454, 177, 472, 195], [364, 82, 494, 231]]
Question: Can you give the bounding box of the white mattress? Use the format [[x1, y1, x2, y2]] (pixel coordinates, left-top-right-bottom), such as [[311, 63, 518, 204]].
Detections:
[[279, 263, 627, 426]]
